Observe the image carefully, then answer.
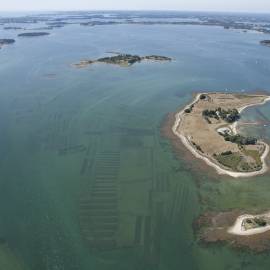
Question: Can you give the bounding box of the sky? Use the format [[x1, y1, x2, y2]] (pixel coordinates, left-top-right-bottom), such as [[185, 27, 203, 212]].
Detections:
[[1, 0, 270, 13]]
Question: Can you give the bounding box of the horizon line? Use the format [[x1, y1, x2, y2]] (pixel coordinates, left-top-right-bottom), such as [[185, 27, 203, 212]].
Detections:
[[0, 9, 270, 15]]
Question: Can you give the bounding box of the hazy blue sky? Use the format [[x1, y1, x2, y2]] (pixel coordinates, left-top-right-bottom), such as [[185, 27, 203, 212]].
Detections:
[[1, 0, 270, 13]]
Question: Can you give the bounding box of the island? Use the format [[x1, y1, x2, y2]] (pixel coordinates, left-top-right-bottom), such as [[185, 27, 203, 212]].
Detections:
[[79, 19, 270, 35], [260, 40, 270, 47], [172, 93, 270, 177], [229, 212, 270, 235], [4, 26, 23, 30], [18, 32, 50, 37], [73, 53, 172, 68], [0, 39, 15, 49], [195, 210, 270, 252]]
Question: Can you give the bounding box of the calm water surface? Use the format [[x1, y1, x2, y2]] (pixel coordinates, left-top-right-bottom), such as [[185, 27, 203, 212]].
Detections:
[[0, 22, 270, 269]]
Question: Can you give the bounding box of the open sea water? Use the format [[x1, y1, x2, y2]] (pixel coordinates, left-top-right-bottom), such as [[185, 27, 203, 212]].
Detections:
[[0, 19, 270, 270]]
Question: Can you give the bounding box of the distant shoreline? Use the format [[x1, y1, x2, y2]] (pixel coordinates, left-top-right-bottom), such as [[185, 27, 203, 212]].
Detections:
[[172, 93, 270, 178], [196, 209, 270, 252]]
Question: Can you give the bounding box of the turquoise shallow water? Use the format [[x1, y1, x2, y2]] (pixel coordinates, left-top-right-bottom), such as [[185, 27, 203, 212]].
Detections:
[[0, 21, 270, 269]]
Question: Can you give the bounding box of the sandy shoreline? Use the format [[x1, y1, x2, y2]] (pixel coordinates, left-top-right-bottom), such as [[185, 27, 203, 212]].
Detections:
[[172, 93, 270, 178], [228, 212, 270, 236]]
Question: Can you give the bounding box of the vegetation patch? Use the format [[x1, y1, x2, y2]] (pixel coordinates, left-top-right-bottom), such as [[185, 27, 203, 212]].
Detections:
[[203, 107, 240, 123], [184, 104, 194, 113], [200, 94, 207, 100], [191, 141, 204, 153], [215, 152, 242, 170], [221, 133, 257, 145], [243, 149, 262, 165], [240, 162, 253, 172], [243, 217, 268, 230], [260, 40, 270, 47]]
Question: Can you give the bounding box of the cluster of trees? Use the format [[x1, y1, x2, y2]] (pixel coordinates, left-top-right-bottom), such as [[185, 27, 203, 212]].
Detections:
[[222, 133, 257, 145], [219, 108, 240, 123], [220, 151, 233, 156], [200, 94, 207, 100], [98, 54, 142, 65], [184, 104, 194, 113], [246, 217, 268, 227], [202, 107, 240, 123], [254, 217, 267, 227], [202, 109, 219, 120], [144, 55, 172, 61]]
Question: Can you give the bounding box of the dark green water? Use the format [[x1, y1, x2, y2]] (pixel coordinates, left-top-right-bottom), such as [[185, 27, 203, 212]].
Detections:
[[1, 23, 270, 269]]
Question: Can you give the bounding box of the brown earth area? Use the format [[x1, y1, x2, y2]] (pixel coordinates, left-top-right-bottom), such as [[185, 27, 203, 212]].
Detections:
[[160, 111, 220, 180]]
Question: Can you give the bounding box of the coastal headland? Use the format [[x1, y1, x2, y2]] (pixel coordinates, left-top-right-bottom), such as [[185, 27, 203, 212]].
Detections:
[[172, 92, 270, 178]]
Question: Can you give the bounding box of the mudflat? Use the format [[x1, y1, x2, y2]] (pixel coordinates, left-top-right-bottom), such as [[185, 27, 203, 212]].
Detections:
[[195, 210, 270, 252]]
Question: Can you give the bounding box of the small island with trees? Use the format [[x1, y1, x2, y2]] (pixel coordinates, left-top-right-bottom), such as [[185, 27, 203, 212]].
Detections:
[[18, 32, 50, 37], [73, 53, 172, 68], [0, 39, 15, 49], [172, 92, 270, 177], [260, 40, 270, 47], [195, 210, 270, 252], [4, 26, 23, 30]]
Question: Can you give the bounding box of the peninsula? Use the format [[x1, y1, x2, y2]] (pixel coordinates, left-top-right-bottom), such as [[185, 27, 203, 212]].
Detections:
[[73, 53, 172, 68], [172, 92, 270, 177], [18, 32, 50, 37]]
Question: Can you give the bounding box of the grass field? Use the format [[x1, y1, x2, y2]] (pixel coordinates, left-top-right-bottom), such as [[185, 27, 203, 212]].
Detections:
[[215, 152, 242, 171]]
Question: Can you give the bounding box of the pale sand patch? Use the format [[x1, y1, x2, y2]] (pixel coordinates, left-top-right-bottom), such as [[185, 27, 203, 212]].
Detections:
[[172, 93, 270, 178], [228, 212, 270, 236]]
